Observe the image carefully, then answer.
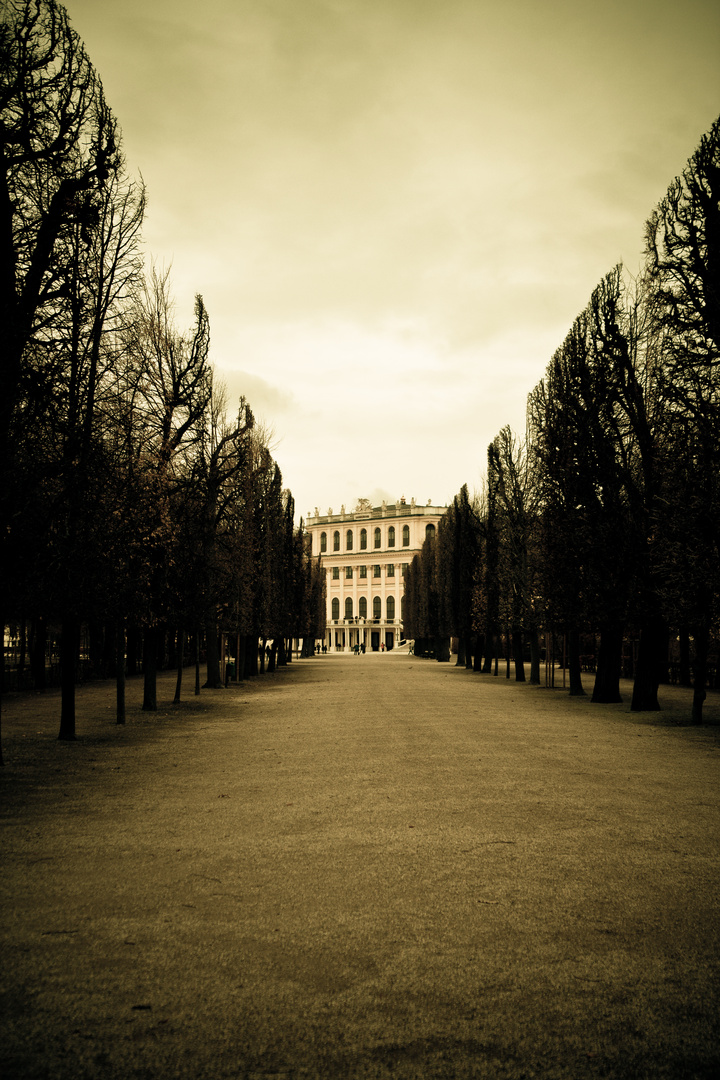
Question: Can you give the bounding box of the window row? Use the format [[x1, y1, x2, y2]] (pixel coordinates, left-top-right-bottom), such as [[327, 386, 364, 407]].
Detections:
[[319, 525, 407, 553], [331, 596, 400, 620], [330, 564, 408, 580], [319, 523, 435, 553]]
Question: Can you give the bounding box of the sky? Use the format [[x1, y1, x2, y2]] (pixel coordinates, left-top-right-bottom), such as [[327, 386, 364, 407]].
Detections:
[[66, 0, 720, 521]]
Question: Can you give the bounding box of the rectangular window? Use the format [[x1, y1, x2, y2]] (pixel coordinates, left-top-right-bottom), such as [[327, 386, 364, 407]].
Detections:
[[332, 567, 340, 580], [345, 565, 353, 579], [373, 564, 381, 578], [359, 565, 367, 579], [402, 563, 408, 577], [386, 564, 395, 577]]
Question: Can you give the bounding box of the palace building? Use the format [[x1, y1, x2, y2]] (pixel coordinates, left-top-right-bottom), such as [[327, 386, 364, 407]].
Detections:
[[305, 498, 447, 652]]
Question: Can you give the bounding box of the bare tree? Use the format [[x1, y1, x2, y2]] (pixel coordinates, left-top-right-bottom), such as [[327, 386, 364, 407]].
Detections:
[[127, 268, 212, 711]]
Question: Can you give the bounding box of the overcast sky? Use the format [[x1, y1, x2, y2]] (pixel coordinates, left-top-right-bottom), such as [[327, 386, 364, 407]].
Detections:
[[66, 0, 719, 520]]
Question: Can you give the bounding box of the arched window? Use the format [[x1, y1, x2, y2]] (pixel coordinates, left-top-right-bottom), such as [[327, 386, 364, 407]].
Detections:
[[331, 598, 340, 620], [320, 531, 327, 553], [425, 523, 436, 541], [360, 528, 367, 550], [374, 527, 381, 549], [373, 596, 382, 619], [387, 596, 395, 621], [333, 530, 340, 551], [388, 526, 395, 547], [346, 529, 353, 550], [402, 525, 410, 547], [359, 596, 367, 618], [345, 597, 353, 619]]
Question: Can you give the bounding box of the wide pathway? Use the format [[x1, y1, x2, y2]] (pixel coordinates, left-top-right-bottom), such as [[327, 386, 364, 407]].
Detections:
[[2, 652, 719, 1079]]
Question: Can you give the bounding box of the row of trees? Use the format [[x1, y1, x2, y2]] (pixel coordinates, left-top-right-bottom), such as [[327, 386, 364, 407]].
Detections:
[[405, 115, 719, 724], [0, 0, 325, 760]]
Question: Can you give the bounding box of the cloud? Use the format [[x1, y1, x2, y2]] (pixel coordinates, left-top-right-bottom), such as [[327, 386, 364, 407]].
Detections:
[[216, 368, 296, 419]]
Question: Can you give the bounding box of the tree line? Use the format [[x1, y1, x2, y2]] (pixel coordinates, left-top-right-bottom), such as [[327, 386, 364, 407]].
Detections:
[[405, 115, 719, 725], [0, 0, 325, 760]]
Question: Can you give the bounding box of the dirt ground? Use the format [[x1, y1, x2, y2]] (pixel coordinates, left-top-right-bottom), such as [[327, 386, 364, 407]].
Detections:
[[1, 653, 719, 1080]]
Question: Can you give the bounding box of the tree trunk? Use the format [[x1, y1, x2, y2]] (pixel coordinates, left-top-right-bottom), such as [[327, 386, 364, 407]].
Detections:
[[174, 628, 185, 703], [512, 629, 525, 682], [30, 616, 47, 691], [691, 624, 709, 725], [167, 626, 178, 672], [481, 632, 493, 673], [88, 620, 103, 677], [473, 634, 484, 672], [17, 618, 27, 677], [679, 626, 692, 686], [248, 636, 258, 676], [657, 623, 670, 684], [592, 623, 623, 703], [58, 616, 79, 740], [194, 629, 201, 695], [102, 619, 116, 678], [234, 634, 243, 682], [567, 627, 585, 696], [631, 615, 666, 712], [126, 624, 140, 676], [278, 638, 287, 666], [456, 636, 466, 666], [436, 635, 450, 662], [260, 638, 267, 674], [203, 613, 222, 688], [156, 624, 167, 672], [0, 603, 5, 764], [116, 620, 126, 725], [236, 634, 246, 682], [142, 625, 158, 711], [528, 628, 540, 685]]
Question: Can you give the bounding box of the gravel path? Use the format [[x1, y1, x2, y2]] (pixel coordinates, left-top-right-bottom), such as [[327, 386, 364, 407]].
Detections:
[[2, 653, 719, 1079]]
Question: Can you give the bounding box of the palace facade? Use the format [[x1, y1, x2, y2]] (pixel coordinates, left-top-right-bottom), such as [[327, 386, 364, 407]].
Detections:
[[305, 498, 447, 652]]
